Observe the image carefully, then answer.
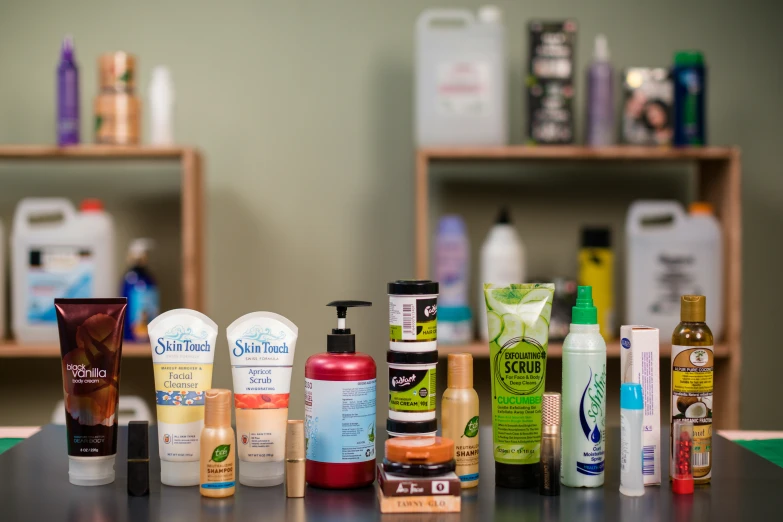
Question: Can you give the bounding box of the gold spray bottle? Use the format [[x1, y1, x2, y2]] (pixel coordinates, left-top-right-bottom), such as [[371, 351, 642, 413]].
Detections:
[[442, 353, 479, 488], [200, 389, 236, 498]]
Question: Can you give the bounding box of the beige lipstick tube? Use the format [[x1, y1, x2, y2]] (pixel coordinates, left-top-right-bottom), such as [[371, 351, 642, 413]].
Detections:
[[286, 420, 305, 497]]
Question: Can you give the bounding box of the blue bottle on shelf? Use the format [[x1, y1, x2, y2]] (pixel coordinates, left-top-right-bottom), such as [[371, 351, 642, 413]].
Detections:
[[121, 239, 159, 342], [672, 50, 706, 147]]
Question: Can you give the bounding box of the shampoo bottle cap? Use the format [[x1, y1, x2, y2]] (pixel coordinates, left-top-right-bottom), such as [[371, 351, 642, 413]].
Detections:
[[447, 353, 473, 389], [326, 300, 371, 353], [204, 389, 231, 427], [571, 286, 598, 325]]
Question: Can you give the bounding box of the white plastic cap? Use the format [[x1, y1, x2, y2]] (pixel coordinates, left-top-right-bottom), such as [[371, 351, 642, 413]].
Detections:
[[161, 460, 200, 486], [128, 238, 155, 258], [594, 34, 610, 61], [478, 5, 502, 23], [239, 460, 285, 487], [149, 66, 174, 101], [68, 455, 115, 486]]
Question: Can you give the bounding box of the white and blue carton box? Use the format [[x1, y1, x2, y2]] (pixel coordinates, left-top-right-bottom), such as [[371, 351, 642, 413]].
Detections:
[[620, 325, 661, 486]]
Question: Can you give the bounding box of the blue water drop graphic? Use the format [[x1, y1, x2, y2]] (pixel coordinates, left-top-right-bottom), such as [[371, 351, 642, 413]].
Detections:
[[591, 424, 601, 443]]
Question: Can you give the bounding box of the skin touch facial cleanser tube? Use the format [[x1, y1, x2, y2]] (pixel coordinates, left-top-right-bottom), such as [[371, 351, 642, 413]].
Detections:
[[483, 283, 554, 488], [148, 309, 218, 486], [227, 311, 298, 487], [56, 298, 127, 486]]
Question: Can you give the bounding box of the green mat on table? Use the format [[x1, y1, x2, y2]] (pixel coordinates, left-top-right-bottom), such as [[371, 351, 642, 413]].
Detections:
[[735, 438, 783, 469], [0, 438, 24, 455]]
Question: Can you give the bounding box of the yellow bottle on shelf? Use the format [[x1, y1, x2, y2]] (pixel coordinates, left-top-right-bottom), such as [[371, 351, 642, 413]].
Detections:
[[578, 227, 614, 340], [200, 389, 236, 498]]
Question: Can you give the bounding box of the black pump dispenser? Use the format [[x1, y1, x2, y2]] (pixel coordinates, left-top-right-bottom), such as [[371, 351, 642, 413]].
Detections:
[[327, 300, 371, 353]]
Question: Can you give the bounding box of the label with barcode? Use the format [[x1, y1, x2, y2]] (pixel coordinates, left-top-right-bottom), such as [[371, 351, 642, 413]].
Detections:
[[642, 445, 656, 475], [402, 304, 415, 336], [693, 451, 710, 467], [389, 295, 437, 342]]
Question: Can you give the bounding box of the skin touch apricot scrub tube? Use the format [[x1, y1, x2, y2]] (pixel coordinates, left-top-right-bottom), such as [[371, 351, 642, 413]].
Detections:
[[484, 283, 554, 488], [148, 309, 218, 486], [227, 311, 298, 487]]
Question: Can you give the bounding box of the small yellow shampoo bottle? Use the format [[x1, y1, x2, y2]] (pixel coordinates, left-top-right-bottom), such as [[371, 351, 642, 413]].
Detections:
[[200, 389, 236, 498], [442, 353, 479, 488]]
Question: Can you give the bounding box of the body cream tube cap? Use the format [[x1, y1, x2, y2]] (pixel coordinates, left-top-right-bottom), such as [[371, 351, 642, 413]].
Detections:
[[239, 461, 285, 487], [161, 460, 200, 486], [69, 455, 116, 486]]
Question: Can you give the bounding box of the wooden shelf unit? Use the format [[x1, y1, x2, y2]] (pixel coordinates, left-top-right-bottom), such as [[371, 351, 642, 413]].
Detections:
[[415, 145, 742, 428], [0, 342, 149, 358], [0, 144, 206, 358]]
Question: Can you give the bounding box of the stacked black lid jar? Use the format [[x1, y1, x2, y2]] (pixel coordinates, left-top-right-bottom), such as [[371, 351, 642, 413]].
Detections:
[[387, 280, 439, 438]]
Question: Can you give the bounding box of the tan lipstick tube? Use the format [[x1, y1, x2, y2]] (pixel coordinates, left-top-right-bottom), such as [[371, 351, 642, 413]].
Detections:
[[286, 420, 305, 497]]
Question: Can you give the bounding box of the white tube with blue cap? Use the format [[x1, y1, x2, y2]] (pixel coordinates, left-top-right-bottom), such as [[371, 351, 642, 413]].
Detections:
[[620, 382, 644, 496]]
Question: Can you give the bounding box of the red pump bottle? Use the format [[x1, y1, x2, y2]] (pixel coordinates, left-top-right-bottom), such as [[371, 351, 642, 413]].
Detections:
[[305, 301, 376, 489]]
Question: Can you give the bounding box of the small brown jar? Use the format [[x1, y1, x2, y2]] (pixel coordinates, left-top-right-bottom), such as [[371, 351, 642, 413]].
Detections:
[[94, 52, 140, 144]]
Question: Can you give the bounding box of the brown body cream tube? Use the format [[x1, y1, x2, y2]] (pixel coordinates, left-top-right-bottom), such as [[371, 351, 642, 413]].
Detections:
[[55, 298, 127, 486]]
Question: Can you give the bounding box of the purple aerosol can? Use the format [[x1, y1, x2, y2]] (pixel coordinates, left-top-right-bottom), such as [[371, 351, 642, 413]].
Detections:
[[57, 35, 80, 145], [586, 34, 614, 146]]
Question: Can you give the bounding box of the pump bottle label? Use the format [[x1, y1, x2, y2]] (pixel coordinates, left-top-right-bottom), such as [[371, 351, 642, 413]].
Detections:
[[305, 378, 376, 463]]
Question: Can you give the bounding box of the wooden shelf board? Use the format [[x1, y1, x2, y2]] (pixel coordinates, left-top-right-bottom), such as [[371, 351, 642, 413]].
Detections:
[[0, 342, 150, 358], [437, 340, 731, 359], [421, 145, 738, 162], [0, 145, 196, 160]]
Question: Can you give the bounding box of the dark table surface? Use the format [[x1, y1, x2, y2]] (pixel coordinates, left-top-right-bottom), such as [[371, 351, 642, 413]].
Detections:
[[1, 424, 781, 521]]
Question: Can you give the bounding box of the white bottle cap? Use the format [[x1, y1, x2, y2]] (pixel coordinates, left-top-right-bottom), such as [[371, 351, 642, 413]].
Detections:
[[149, 66, 174, 101], [478, 5, 502, 23], [128, 238, 155, 257], [68, 455, 116, 486], [239, 460, 285, 487], [161, 460, 200, 486], [594, 34, 610, 61]]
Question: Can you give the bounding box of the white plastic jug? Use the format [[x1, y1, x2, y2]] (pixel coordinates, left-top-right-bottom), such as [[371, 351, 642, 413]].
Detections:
[[625, 201, 723, 339], [12, 198, 116, 343], [415, 6, 507, 146]]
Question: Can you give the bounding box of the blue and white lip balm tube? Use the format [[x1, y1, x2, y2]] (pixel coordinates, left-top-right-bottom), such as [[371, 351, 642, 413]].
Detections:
[[620, 383, 644, 497]]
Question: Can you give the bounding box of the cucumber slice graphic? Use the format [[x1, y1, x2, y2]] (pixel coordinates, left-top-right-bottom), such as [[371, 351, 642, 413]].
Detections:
[[487, 310, 503, 343], [486, 287, 524, 312], [497, 313, 524, 349], [525, 316, 551, 346]]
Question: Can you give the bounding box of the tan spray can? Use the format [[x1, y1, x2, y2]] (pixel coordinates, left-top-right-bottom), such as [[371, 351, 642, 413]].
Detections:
[[442, 353, 480, 488]]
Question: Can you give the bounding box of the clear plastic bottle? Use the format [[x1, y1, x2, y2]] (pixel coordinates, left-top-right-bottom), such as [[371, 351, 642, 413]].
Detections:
[[561, 286, 607, 487]]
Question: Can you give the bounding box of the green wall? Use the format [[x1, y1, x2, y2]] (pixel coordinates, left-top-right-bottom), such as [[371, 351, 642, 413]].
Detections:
[[0, 0, 780, 429]]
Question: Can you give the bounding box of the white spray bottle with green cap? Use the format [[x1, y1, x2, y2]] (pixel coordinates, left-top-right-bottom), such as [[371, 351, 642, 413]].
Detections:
[[561, 286, 607, 487]]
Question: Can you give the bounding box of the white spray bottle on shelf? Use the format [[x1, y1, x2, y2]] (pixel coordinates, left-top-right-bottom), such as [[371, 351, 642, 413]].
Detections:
[[148, 66, 175, 145], [561, 285, 607, 487], [478, 208, 525, 341]]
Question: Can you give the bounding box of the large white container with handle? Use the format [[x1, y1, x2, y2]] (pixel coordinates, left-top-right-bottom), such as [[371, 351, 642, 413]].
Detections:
[[416, 6, 507, 146], [12, 198, 116, 343], [625, 200, 723, 339]]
